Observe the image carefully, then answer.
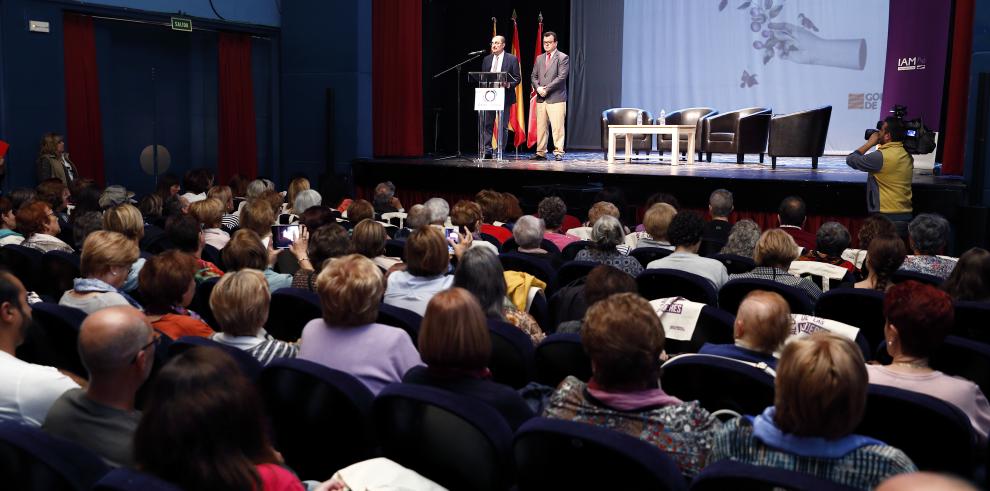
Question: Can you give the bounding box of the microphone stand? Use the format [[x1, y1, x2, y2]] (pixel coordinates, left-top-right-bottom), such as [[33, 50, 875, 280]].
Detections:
[[433, 53, 483, 160]]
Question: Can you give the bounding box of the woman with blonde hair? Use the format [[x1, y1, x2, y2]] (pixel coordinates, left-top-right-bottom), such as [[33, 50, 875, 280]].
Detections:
[[404, 288, 534, 430], [383, 226, 454, 316], [59, 231, 142, 314], [209, 269, 298, 365], [189, 198, 229, 250], [711, 332, 916, 489], [206, 185, 239, 231], [299, 254, 422, 394], [728, 228, 822, 302], [103, 203, 148, 292], [36, 133, 79, 185]]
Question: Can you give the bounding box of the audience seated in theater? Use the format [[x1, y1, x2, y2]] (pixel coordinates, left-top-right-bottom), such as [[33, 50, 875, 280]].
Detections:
[[942, 248, 990, 302], [635, 192, 681, 233], [9, 188, 37, 214], [845, 214, 898, 272], [876, 471, 980, 491], [567, 201, 623, 241], [43, 306, 151, 467], [346, 199, 375, 226], [258, 189, 286, 219], [899, 213, 957, 280], [189, 198, 230, 251], [404, 288, 535, 430], [0, 196, 22, 246], [17, 200, 73, 253], [373, 180, 403, 215], [511, 215, 563, 270], [423, 197, 450, 227], [797, 221, 856, 272], [867, 281, 990, 442], [72, 211, 104, 252], [701, 189, 734, 256], [647, 211, 729, 289], [223, 229, 296, 293], [228, 174, 248, 202], [209, 270, 298, 365], [36, 179, 71, 239], [134, 348, 306, 490], [139, 250, 213, 340], [60, 231, 142, 314], [207, 185, 240, 232], [291, 224, 348, 291], [699, 290, 790, 368], [137, 193, 164, 227], [71, 179, 103, 216], [710, 332, 916, 489], [350, 220, 402, 273], [300, 205, 337, 232], [393, 203, 428, 240], [502, 192, 523, 230], [279, 177, 310, 223], [383, 226, 454, 316], [777, 196, 816, 251], [0, 270, 79, 427], [454, 247, 544, 345], [475, 189, 512, 243], [575, 215, 642, 277], [166, 214, 224, 282], [730, 229, 822, 302], [556, 265, 637, 334], [300, 254, 423, 395], [179, 168, 212, 204], [154, 173, 180, 202], [103, 204, 147, 293], [719, 218, 761, 258], [853, 235, 905, 291], [450, 200, 499, 254], [543, 293, 720, 479], [538, 196, 580, 251], [633, 202, 677, 250]]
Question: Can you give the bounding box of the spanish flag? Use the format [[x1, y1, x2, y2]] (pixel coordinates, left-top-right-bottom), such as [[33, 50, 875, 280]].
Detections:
[[508, 11, 526, 148], [526, 13, 543, 149]]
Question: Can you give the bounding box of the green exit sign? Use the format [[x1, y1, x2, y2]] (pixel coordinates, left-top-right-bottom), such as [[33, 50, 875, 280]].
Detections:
[[171, 17, 192, 32]]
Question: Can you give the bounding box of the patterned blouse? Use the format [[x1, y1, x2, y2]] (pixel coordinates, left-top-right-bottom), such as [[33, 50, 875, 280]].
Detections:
[[574, 248, 644, 277], [899, 255, 957, 280], [503, 307, 545, 345], [711, 418, 917, 490], [542, 376, 720, 478], [729, 266, 822, 302]]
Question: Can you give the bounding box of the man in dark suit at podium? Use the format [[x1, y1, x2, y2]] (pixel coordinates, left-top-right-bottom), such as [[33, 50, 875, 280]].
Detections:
[[481, 35, 520, 158]]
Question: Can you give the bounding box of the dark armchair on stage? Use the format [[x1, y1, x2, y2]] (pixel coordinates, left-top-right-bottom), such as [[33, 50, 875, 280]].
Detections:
[[768, 105, 833, 169], [657, 107, 716, 162], [702, 107, 772, 164], [600, 108, 653, 158]]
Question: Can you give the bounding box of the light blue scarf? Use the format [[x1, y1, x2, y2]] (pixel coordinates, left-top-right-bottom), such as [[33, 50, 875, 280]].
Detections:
[[73, 278, 143, 310], [749, 406, 884, 458]]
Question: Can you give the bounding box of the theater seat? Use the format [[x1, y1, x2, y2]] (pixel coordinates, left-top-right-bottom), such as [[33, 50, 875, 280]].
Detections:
[[0, 421, 111, 491]]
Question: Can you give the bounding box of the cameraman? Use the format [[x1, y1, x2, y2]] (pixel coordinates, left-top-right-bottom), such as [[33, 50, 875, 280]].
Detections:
[[846, 116, 914, 229]]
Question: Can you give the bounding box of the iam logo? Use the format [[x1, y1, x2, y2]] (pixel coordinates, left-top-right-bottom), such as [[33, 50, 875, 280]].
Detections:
[[897, 56, 927, 71]]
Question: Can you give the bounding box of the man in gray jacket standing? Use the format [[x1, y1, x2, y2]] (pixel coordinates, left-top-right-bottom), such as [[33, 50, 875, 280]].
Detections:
[[531, 31, 569, 161]]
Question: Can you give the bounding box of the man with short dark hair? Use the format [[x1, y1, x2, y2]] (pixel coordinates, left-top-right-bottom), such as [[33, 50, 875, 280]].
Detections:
[[701, 189, 733, 256], [373, 181, 403, 216], [43, 306, 153, 467], [646, 211, 729, 289], [532, 31, 569, 161], [846, 116, 914, 223], [0, 271, 79, 427], [777, 196, 815, 250]]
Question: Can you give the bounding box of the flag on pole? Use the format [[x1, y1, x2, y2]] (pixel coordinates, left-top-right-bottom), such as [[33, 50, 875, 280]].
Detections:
[[491, 17, 498, 150], [526, 13, 543, 149], [508, 11, 526, 148]]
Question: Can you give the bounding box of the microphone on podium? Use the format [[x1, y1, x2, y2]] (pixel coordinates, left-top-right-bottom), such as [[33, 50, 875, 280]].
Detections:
[[467, 50, 486, 56]]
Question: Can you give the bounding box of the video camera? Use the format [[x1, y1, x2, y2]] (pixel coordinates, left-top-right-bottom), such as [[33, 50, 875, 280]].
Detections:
[[864, 105, 936, 155]]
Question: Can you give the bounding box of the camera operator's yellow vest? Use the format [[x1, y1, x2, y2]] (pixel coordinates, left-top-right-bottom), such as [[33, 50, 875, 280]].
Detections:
[[875, 141, 913, 214]]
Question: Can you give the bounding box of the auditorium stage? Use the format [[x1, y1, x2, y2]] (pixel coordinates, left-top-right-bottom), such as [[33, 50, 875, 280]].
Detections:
[[352, 151, 966, 220]]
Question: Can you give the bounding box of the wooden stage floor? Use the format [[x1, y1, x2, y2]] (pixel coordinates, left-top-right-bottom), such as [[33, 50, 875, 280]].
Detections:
[[352, 151, 965, 218]]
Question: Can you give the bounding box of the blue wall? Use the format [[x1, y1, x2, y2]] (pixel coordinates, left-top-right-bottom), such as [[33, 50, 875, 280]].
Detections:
[[76, 0, 279, 27], [0, 0, 279, 194], [966, 0, 990, 205], [280, 0, 372, 188]]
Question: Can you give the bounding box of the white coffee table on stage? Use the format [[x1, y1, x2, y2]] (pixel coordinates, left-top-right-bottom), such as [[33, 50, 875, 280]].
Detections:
[[607, 124, 697, 165]]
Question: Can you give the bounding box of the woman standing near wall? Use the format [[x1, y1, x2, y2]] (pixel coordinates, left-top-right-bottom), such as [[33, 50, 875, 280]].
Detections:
[[36, 133, 79, 185]]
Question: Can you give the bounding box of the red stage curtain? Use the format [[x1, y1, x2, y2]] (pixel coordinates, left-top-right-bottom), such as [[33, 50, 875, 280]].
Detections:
[[372, 0, 423, 157], [63, 13, 105, 185], [941, 0, 975, 176], [218, 32, 258, 183]]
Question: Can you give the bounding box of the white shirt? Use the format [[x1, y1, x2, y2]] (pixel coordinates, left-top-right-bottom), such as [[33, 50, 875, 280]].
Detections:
[[491, 53, 502, 73], [383, 271, 454, 316], [0, 350, 79, 427]]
